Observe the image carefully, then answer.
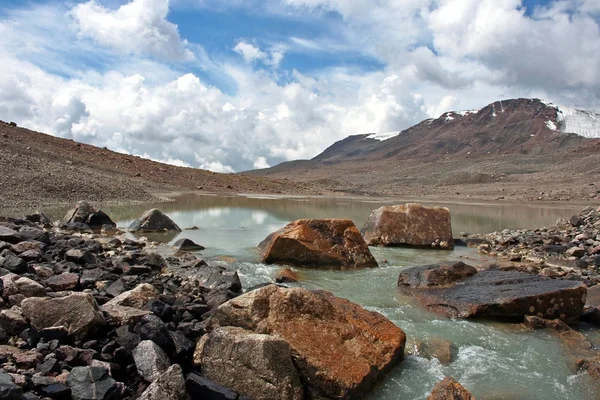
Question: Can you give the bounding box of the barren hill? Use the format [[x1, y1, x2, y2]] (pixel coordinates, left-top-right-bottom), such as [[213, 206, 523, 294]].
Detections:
[[246, 99, 600, 202], [0, 122, 327, 212]]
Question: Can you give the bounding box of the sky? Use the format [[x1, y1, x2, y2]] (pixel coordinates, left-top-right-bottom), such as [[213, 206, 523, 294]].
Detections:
[[0, 0, 599, 172]]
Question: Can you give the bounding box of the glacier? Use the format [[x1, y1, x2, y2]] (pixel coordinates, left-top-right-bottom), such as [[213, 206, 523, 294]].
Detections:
[[542, 100, 600, 138]]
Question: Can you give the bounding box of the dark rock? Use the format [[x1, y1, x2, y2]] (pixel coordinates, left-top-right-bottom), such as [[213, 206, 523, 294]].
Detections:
[[0, 370, 22, 400], [25, 213, 53, 227], [39, 326, 69, 341], [132, 340, 170, 382], [570, 215, 584, 227], [22, 292, 106, 339], [259, 219, 377, 269], [40, 383, 71, 400], [61, 222, 93, 234], [204, 289, 236, 310], [45, 272, 79, 291], [20, 327, 41, 348], [80, 269, 118, 289], [566, 247, 586, 258], [186, 373, 238, 400], [185, 304, 209, 319], [0, 226, 23, 244], [67, 366, 120, 400], [172, 238, 204, 252], [37, 357, 60, 375], [145, 300, 174, 321], [189, 265, 242, 293], [1, 253, 27, 274], [115, 326, 141, 353], [274, 268, 299, 283], [398, 265, 587, 323], [545, 245, 568, 254], [397, 262, 477, 288], [20, 249, 42, 261], [0, 306, 28, 335], [129, 209, 181, 232], [65, 249, 95, 265], [362, 203, 454, 249], [428, 377, 474, 400], [63, 201, 116, 229], [166, 330, 193, 362], [139, 315, 172, 348], [138, 364, 188, 400]]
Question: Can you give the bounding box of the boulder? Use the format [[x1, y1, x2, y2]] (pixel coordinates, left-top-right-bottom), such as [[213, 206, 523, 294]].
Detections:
[[129, 209, 181, 232], [428, 377, 475, 400], [258, 219, 377, 269], [104, 283, 159, 309], [66, 366, 120, 400], [362, 203, 454, 249], [63, 201, 116, 229], [138, 364, 189, 400], [172, 238, 204, 252], [189, 265, 242, 293], [398, 264, 586, 323], [21, 293, 106, 338], [132, 340, 170, 383], [195, 326, 303, 400], [44, 272, 79, 291], [206, 285, 405, 399]]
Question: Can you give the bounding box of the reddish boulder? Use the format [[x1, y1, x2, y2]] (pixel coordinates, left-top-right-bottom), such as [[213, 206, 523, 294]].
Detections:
[[206, 285, 405, 399], [362, 203, 453, 249], [428, 377, 475, 400], [258, 219, 377, 269]]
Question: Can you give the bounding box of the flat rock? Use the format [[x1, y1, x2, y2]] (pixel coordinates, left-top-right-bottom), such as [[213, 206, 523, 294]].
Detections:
[[129, 209, 181, 232], [104, 283, 159, 309], [44, 273, 79, 291], [362, 203, 454, 249], [207, 285, 405, 399], [101, 304, 151, 326], [138, 364, 189, 400], [398, 264, 586, 323], [428, 377, 474, 400], [132, 340, 170, 383], [66, 366, 120, 400], [258, 219, 377, 269], [195, 326, 303, 400], [21, 292, 106, 339]]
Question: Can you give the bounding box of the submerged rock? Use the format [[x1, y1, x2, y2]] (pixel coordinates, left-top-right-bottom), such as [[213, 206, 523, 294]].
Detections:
[[195, 326, 303, 400], [206, 284, 405, 399], [428, 377, 474, 400], [258, 219, 377, 269], [398, 263, 586, 323], [362, 203, 453, 249], [129, 209, 181, 232]]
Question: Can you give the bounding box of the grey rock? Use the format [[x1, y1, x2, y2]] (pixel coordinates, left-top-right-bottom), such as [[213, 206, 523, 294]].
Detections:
[[0, 306, 28, 335], [67, 366, 120, 400], [138, 364, 189, 400], [65, 249, 95, 265], [129, 209, 181, 232], [15, 277, 46, 297], [132, 340, 170, 382], [189, 265, 242, 293], [0, 371, 22, 400], [0, 226, 23, 244], [1, 253, 27, 274], [63, 201, 116, 229]]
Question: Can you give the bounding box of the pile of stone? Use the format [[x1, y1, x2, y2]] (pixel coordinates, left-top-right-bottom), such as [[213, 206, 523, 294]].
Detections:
[[478, 206, 600, 284], [0, 204, 411, 400]]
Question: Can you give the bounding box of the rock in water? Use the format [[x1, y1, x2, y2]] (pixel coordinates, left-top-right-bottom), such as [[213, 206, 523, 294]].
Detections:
[[66, 366, 120, 400], [63, 201, 116, 229], [398, 263, 586, 323], [362, 203, 453, 249], [206, 285, 405, 399], [129, 209, 181, 232], [138, 364, 188, 400], [195, 326, 303, 400], [258, 219, 377, 269], [428, 377, 475, 400], [21, 293, 106, 339], [172, 238, 204, 252]]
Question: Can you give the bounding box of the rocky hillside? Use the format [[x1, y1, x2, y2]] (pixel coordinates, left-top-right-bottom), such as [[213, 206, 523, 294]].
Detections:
[[0, 121, 329, 211], [247, 99, 600, 201]]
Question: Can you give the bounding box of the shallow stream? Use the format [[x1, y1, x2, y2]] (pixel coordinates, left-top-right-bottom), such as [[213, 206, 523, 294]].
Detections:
[[45, 195, 600, 398]]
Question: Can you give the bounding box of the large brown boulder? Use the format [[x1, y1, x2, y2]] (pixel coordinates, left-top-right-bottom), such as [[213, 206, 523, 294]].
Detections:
[[362, 203, 453, 249], [21, 293, 106, 339], [206, 285, 405, 399], [428, 377, 475, 400], [398, 263, 586, 323], [195, 326, 303, 400], [258, 219, 377, 269]]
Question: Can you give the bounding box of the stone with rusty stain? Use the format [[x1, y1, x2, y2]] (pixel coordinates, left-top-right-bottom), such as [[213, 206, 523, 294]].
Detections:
[[362, 203, 453, 249], [259, 219, 377, 269], [428, 377, 475, 400]]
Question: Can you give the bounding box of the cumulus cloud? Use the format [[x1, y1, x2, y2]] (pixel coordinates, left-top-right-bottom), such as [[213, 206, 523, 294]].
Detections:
[[1, 0, 600, 174], [70, 0, 194, 60]]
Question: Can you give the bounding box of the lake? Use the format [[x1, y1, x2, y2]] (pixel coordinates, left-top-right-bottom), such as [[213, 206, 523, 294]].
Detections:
[[32, 195, 600, 399]]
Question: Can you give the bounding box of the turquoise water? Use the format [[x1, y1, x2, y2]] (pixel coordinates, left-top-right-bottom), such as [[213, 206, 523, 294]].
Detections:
[[106, 195, 598, 399]]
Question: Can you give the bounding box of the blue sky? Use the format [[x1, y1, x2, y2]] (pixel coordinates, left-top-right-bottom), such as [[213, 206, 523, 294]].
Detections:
[[0, 0, 599, 172]]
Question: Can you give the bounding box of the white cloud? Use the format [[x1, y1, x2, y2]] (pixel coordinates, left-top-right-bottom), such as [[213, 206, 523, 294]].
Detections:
[[70, 0, 194, 60], [253, 156, 271, 169], [234, 41, 287, 67]]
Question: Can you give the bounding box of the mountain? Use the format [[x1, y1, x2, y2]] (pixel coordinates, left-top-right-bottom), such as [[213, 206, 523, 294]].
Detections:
[[246, 98, 600, 201], [0, 121, 327, 212]]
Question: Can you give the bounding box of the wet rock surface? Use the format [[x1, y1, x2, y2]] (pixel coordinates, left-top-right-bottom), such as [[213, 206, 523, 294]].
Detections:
[[428, 377, 475, 400], [362, 203, 453, 249], [398, 263, 586, 322], [258, 219, 377, 269]]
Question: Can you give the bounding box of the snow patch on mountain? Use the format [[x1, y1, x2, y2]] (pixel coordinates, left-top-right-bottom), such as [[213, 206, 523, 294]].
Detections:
[[366, 131, 400, 141], [541, 100, 600, 138]]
